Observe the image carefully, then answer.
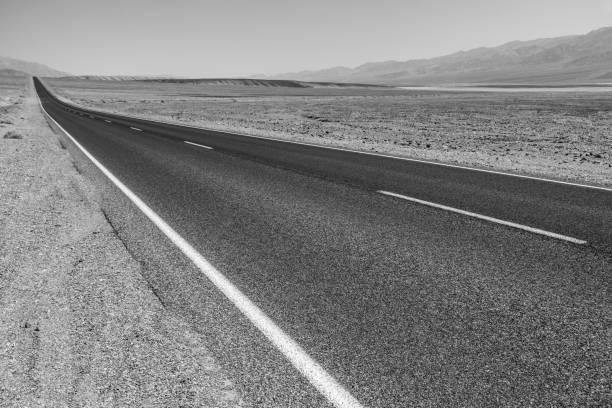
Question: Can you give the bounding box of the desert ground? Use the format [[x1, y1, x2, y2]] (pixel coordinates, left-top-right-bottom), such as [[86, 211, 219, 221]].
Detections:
[[0, 75, 243, 407], [46, 77, 612, 187]]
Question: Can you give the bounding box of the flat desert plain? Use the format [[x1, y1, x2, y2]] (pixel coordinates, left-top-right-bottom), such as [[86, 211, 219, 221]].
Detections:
[[46, 78, 612, 186]]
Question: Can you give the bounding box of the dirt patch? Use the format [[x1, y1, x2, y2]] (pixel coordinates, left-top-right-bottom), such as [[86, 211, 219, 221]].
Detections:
[[0, 79, 244, 407], [3, 130, 22, 139]]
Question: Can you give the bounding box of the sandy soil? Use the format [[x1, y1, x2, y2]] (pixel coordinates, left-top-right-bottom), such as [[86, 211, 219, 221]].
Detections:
[[0, 78, 244, 407], [47, 78, 612, 187]]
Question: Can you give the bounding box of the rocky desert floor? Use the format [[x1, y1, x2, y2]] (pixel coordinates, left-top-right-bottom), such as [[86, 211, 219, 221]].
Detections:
[[47, 78, 612, 187], [0, 77, 244, 407]]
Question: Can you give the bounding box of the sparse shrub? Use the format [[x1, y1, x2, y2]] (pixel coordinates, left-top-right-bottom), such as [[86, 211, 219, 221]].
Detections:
[[3, 130, 22, 139]]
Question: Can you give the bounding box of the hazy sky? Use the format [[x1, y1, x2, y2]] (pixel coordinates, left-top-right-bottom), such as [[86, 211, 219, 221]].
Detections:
[[1, 0, 611, 77]]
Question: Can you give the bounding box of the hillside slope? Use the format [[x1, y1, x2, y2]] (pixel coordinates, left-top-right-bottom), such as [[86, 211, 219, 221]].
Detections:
[[0, 56, 67, 77], [269, 27, 612, 85], [62, 76, 388, 88]]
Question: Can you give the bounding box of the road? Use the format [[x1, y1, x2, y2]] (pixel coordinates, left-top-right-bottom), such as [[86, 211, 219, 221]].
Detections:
[[34, 77, 611, 407]]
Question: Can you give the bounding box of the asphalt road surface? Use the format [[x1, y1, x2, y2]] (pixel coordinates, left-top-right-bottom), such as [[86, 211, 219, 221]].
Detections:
[[35, 78, 611, 407]]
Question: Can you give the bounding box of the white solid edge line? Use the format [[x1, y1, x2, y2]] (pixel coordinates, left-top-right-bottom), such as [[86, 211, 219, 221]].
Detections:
[[42, 84, 612, 193], [130, 126, 142, 131], [36, 89, 365, 408], [184, 140, 213, 150], [378, 190, 588, 245]]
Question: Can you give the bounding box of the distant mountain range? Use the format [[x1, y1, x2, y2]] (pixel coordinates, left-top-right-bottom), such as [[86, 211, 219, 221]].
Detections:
[[265, 26, 612, 85], [4, 26, 612, 86], [0, 56, 67, 77], [66, 75, 182, 81], [137, 78, 388, 88]]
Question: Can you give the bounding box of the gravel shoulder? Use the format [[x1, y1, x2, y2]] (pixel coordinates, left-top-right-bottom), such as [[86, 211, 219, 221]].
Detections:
[[0, 79, 244, 407]]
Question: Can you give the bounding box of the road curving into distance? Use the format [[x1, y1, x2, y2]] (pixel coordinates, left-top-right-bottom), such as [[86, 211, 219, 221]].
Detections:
[[35, 77, 611, 407]]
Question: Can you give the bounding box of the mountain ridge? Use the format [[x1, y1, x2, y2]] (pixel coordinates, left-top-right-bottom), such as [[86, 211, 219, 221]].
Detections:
[[264, 27, 612, 85], [0, 56, 67, 77]]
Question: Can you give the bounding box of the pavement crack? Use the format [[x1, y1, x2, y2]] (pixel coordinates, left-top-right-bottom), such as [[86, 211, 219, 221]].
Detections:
[[100, 209, 168, 309], [100, 209, 129, 252]]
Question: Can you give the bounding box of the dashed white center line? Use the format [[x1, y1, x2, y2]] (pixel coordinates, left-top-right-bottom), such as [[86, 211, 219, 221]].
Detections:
[[184, 140, 213, 150], [130, 126, 143, 132], [377, 190, 587, 245]]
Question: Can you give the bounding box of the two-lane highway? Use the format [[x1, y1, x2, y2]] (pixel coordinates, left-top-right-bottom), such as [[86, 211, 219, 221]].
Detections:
[[35, 78, 611, 407]]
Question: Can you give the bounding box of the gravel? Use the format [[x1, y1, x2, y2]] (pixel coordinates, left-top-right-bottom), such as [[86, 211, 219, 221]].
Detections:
[[0, 79, 244, 407]]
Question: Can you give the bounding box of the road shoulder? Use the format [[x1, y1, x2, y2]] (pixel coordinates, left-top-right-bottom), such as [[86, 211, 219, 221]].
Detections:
[[0, 79, 244, 407]]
